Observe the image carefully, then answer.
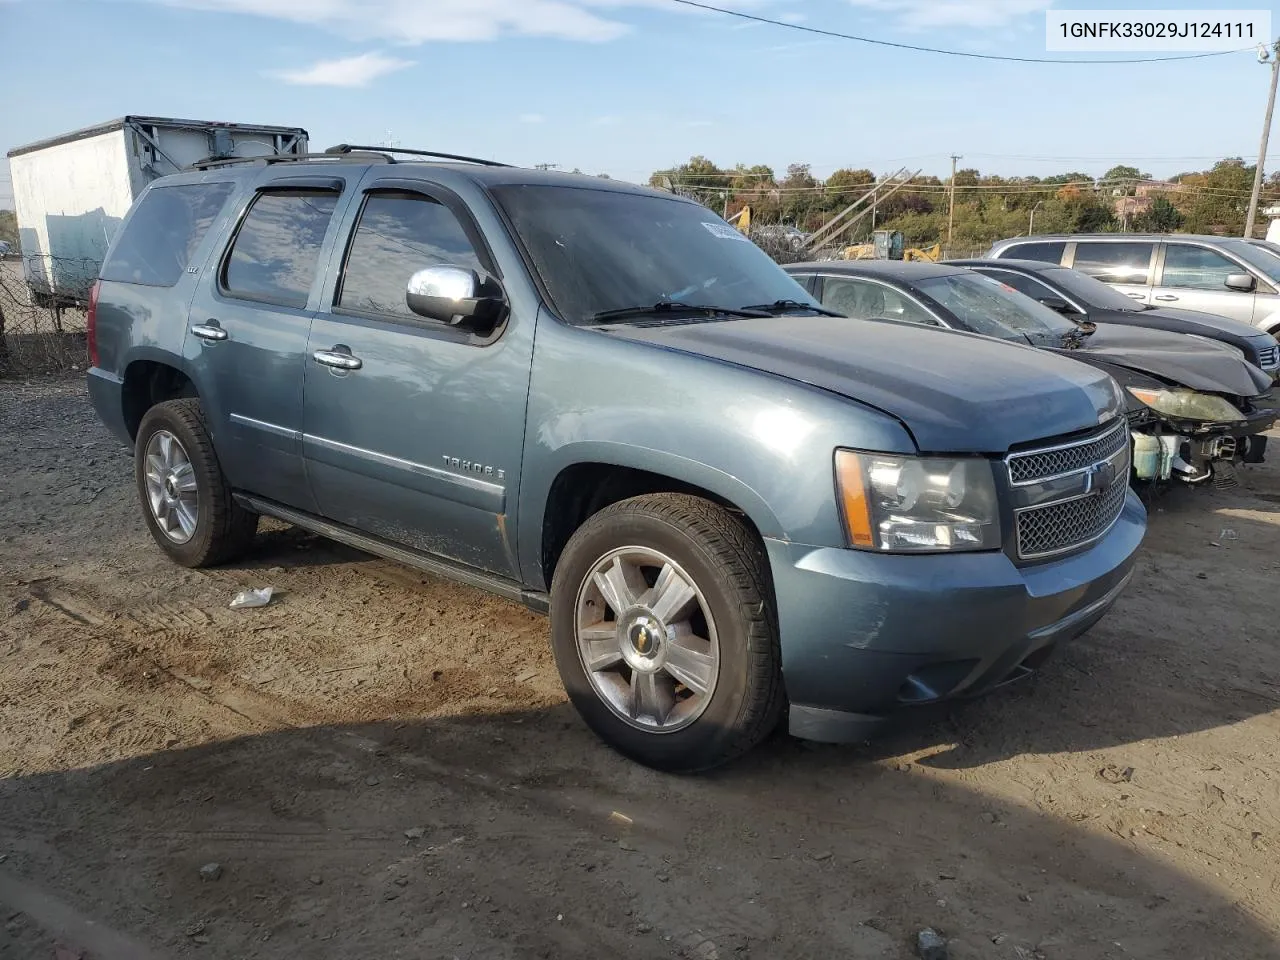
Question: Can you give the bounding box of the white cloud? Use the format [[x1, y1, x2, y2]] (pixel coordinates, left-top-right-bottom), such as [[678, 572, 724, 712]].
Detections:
[[593, 115, 621, 126], [841, 0, 1051, 30], [272, 51, 413, 86], [520, 113, 546, 124], [146, 0, 798, 44], [154, 0, 650, 42]]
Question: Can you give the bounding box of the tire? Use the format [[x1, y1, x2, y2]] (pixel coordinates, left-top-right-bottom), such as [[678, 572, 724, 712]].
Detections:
[[134, 398, 258, 567], [549, 494, 783, 772]]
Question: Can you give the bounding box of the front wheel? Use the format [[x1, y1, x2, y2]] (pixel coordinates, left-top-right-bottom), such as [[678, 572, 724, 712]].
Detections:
[[549, 494, 783, 772]]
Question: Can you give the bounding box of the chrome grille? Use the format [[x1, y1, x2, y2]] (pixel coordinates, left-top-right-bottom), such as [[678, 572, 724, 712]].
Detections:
[[1007, 419, 1130, 561], [1016, 475, 1128, 560], [1258, 344, 1280, 372], [1007, 419, 1128, 485]]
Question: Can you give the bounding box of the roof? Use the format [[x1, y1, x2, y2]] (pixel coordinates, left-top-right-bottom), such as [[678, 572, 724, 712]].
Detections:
[[7, 116, 309, 159], [946, 258, 1063, 273], [164, 153, 683, 201], [784, 259, 965, 280], [993, 233, 1242, 245]]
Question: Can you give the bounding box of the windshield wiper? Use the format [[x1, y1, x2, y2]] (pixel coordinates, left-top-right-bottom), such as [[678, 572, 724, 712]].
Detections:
[[739, 299, 842, 318], [589, 300, 768, 324]]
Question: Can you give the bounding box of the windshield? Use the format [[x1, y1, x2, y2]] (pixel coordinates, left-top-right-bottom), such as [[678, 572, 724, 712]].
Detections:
[[1043, 266, 1145, 312], [1220, 238, 1280, 282], [915, 271, 1079, 344], [491, 184, 817, 324]]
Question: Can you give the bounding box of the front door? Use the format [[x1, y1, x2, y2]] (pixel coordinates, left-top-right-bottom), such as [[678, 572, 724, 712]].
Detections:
[[301, 175, 534, 577], [1151, 241, 1260, 324], [186, 179, 349, 510]]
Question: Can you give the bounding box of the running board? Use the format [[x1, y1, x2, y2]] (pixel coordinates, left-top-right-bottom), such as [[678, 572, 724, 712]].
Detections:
[[234, 494, 550, 614]]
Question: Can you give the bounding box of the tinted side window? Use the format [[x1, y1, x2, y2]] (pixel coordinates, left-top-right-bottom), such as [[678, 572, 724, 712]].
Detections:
[[1161, 244, 1243, 290], [101, 182, 235, 287], [822, 277, 938, 325], [338, 193, 482, 320], [1072, 241, 1154, 284], [1000, 241, 1064, 264], [223, 190, 339, 309], [980, 269, 1059, 302]]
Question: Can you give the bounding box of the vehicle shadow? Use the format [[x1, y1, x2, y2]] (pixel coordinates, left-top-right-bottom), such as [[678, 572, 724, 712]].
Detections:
[[841, 478, 1280, 771], [1, 706, 1276, 960]]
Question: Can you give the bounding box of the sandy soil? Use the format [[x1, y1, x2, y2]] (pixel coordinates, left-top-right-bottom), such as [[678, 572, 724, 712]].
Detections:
[[1, 376, 1279, 960]]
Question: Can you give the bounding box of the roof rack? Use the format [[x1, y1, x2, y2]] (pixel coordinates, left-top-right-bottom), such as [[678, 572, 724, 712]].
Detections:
[[186, 150, 392, 171], [325, 143, 512, 168]]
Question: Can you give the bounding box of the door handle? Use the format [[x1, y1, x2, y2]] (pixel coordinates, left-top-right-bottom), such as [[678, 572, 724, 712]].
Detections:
[[1153, 295, 1178, 302], [1125, 293, 1145, 300], [312, 347, 363, 371], [190, 321, 228, 342]]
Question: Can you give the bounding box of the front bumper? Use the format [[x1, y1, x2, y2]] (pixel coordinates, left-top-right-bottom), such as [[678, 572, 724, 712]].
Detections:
[[769, 489, 1146, 743]]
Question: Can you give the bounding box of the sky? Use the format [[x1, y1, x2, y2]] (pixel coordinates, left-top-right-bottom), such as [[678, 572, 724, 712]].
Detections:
[[2, 0, 1280, 207]]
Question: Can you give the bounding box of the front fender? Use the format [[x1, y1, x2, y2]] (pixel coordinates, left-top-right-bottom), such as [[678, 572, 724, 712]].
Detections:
[[516, 317, 915, 589]]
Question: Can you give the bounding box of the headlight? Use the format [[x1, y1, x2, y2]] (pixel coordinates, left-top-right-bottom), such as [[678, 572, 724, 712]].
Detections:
[[1126, 387, 1244, 423], [835, 450, 1001, 552]]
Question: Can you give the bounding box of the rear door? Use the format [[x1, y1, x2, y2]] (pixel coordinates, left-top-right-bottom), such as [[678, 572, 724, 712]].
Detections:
[[1067, 240, 1156, 305], [301, 173, 534, 577], [185, 174, 351, 511], [1151, 241, 1262, 323]]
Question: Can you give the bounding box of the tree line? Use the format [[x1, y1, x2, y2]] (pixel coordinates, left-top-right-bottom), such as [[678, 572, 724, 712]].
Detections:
[[648, 157, 1278, 248]]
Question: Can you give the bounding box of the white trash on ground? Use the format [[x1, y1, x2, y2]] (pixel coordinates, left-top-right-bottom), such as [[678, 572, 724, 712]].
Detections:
[[229, 587, 275, 609]]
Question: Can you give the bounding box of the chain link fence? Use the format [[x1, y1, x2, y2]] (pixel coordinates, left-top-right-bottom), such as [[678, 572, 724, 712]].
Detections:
[[0, 256, 92, 377]]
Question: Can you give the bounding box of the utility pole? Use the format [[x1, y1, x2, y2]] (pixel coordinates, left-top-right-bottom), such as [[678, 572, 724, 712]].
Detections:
[[946, 154, 961, 249], [1028, 199, 1044, 235], [1245, 40, 1280, 239]]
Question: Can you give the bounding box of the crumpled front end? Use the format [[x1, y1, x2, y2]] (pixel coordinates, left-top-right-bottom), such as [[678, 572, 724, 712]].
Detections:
[[1126, 394, 1277, 487]]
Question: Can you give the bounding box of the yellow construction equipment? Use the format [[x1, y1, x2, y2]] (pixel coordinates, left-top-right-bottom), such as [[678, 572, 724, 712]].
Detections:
[[727, 205, 752, 234], [838, 234, 941, 262], [903, 243, 941, 262]]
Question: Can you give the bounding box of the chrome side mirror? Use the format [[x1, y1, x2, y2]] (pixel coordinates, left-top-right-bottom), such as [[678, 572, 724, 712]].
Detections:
[[406, 265, 506, 329], [1224, 273, 1257, 293]]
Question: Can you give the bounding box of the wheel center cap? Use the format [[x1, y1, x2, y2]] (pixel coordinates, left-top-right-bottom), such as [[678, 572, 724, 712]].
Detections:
[[620, 612, 666, 672]]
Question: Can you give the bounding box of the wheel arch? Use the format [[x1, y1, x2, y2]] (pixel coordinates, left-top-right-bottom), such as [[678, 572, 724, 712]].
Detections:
[[1258, 310, 1280, 338], [121, 350, 200, 440], [522, 443, 782, 592]]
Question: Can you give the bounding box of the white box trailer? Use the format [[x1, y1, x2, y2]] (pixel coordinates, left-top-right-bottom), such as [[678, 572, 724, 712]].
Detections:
[[7, 116, 308, 306]]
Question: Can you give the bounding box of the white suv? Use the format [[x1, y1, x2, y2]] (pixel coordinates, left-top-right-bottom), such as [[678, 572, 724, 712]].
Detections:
[[986, 234, 1280, 338]]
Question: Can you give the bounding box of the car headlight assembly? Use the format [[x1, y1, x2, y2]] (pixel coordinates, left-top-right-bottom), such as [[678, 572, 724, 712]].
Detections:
[[835, 450, 1001, 552], [1126, 387, 1245, 423]]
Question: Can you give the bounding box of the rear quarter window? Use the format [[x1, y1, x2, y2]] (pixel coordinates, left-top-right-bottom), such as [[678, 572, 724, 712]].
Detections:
[[101, 182, 236, 287], [997, 241, 1065, 264]]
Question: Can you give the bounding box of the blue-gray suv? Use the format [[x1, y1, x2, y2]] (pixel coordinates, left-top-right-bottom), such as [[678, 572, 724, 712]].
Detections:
[[84, 146, 1145, 770]]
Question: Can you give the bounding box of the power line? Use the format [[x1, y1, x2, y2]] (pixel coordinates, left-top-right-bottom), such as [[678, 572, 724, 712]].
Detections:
[[669, 0, 1249, 64]]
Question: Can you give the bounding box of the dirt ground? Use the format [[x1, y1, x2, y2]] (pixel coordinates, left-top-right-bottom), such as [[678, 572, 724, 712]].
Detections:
[[1, 376, 1279, 960]]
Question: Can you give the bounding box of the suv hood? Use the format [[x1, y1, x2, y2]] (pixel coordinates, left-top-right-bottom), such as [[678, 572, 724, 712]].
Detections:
[[1065, 324, 1271, 397], [606, 316, 1121, 453]]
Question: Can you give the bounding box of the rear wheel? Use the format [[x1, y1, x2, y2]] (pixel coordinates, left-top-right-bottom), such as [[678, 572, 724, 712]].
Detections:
[[135, 399, 257, 567], [549, 494, 782, 772]]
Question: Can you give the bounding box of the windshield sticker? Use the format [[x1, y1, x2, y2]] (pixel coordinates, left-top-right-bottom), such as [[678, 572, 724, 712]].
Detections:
[[702, 222, 752, 242]]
